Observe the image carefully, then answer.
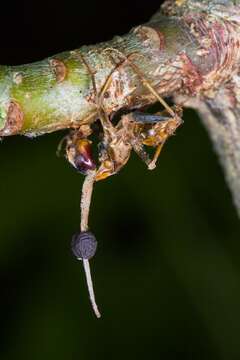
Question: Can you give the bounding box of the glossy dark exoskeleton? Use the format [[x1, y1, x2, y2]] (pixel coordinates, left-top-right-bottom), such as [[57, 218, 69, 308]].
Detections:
[[71, 231, 97, 259], [74, 152, 95, 174], [66, 137, 96, 175], [132, 111, 171, 124]]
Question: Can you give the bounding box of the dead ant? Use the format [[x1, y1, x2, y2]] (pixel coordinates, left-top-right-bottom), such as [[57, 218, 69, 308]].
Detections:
[[60, 48, 183, 318]]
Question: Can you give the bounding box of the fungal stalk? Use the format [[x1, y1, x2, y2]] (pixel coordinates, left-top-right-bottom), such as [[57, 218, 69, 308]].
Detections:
[[80, 170, 101, 318]]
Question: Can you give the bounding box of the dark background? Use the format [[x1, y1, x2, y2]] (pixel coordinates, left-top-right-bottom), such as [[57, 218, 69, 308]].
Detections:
[[1, 1, 240, 359]]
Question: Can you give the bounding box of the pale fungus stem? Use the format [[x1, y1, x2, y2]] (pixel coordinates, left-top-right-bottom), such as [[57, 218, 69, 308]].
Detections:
[[82, 258, 101, 318], [80, 170, 96, 232], [80, 170, 101, 318]]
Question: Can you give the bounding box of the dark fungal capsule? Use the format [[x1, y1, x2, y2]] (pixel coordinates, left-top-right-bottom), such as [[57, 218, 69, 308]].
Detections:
[[71, 231, 97, 260]]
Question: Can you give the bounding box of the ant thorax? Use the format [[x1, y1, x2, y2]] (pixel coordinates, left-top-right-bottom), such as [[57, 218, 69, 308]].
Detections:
[[64, 108, 182, 180]]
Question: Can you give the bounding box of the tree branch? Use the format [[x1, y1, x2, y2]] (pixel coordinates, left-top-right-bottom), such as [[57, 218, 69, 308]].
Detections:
[[1, 0, 240, 214]]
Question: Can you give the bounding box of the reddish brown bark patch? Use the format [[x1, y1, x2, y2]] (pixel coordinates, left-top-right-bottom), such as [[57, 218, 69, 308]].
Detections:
[[134, 26, 165, 51], [50, 58, 67, 83], [148, 26, 165, 51], [180, 52, 203, 94], [0, 101, 24, 136]]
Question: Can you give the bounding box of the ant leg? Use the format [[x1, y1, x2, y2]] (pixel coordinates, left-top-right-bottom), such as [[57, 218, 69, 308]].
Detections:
[[147, 141, 166, 170], [132, 141, 151, 167], [56, 134, 69, 157], [78, 52, 98, 99], [103, 48, 179, 119], [132, 137, 167, 170], [131, 66, 175, 117], [78, 52, 117, 143], [96, 57, 130, 136]]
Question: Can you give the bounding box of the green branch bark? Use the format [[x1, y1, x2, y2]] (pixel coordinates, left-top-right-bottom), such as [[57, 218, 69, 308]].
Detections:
[[1, 0, 240, 214]]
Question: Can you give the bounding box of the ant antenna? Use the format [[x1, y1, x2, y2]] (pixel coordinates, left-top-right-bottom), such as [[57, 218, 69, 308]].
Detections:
[[71, 169, 101, 318]]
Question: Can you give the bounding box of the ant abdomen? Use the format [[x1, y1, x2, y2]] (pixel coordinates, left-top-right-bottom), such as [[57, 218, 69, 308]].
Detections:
[[74, 139, 96, 174]]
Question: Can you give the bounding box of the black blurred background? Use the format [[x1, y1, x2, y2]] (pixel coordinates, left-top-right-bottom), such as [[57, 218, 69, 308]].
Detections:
[[1, 1, 240, 359]]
